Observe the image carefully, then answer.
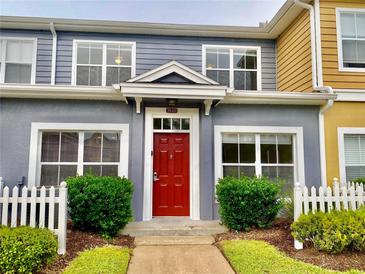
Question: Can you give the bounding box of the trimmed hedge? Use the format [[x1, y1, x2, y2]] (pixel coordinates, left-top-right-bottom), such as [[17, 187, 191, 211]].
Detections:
[[0, 226, 57, 273], [67, 175, 134, 237], [291, 207, 365, 253], [216, 176, 283, 231]]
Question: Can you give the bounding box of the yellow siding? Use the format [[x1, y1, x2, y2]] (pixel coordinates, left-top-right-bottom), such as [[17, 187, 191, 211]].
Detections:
[[324, 102, 365, 186], [320, 0, 365, 89], [277, 10, 313, 92]]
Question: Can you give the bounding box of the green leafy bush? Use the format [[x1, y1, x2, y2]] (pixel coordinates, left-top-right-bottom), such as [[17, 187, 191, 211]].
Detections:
[[67, 175, 134, 237], [0, 226, 57, 273], [216, 176, 283, 231], [291, 207, 365, 253], [353, 177, 365, 185]]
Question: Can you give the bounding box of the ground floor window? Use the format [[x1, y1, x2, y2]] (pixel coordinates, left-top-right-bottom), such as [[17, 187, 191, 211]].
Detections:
[[340, 131, 365, 182], [215, 126, 305, 191], [222, 133, 294, 185], [28, 123, 129, 187]]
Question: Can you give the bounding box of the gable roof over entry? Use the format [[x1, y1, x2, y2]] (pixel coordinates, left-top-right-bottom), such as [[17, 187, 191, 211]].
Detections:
[[127, 61, 219, 85], [116, 61, 229, 114]]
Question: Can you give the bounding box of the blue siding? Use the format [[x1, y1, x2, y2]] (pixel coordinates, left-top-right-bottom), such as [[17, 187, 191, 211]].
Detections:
[[0, 29, 277, 89], [56, 32, 276, 89], [0, 29, 52, 84]]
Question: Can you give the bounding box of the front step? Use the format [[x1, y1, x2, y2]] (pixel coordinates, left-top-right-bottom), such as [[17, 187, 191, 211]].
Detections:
[[135, 236, 215, 246], [122, 217, 227, 237]]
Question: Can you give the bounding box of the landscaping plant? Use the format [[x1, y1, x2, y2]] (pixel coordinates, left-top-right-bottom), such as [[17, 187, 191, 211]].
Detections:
[[216, 176, 283, 231], [219, 240, 362, 274], [63, 246, 131, 274], [291, 206, 365, 253], [0, 226, 57, 274], [67, 175, 134, 238], [353, 177, 365, 185]]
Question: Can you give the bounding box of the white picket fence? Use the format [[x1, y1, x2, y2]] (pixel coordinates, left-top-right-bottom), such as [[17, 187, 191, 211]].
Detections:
[[293, 180, 365, 249], [0, 178, 68, 254]]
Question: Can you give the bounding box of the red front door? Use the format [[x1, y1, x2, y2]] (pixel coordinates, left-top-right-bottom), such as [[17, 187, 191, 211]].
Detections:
[[153, 133, 190, 216]]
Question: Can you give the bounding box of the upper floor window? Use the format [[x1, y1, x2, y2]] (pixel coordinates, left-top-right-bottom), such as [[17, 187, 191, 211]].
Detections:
[[0, 38, 36, 84], [73, 40, 136, 86], [203, 45, 261, 91], [337, 9, 365, 71]]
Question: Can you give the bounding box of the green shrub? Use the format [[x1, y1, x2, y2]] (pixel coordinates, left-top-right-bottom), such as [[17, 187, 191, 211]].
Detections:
[[291, 207, 365, 253], [67, 175, 134, 237], [0, 226, 57, 273], [353, 177, 365, 185], [216, 176, 283, 231]]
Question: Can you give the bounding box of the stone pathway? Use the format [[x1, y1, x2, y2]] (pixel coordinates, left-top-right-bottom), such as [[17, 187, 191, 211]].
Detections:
[[127, 236, 234, 274]]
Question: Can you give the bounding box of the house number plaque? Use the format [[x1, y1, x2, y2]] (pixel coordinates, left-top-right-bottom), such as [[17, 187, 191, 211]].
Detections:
[[166, 106, 178, 113]]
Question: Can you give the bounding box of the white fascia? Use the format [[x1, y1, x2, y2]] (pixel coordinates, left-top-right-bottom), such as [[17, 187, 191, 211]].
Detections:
[[0, 84, 124, 101], [222, 90, 336, 105]]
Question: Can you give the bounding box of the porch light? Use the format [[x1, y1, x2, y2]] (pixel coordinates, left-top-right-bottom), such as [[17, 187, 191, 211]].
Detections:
[[114, 56, 122, 65], [167, 99, 177, 106]]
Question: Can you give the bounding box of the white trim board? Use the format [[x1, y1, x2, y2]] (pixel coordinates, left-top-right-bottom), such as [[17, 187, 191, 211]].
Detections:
[[336, 8, 365, 73], [214, 125, 306, 188], [28, 122, 129, 187], [337, 127, 365, 185], [143, 107, 200, 220]]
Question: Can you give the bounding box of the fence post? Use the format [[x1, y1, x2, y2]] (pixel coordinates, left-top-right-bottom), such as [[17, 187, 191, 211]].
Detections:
[[58, 181, 68, 255], [333, 177, 339, 187], [0, 177, 3, 221], [294, 182, 303, 250]]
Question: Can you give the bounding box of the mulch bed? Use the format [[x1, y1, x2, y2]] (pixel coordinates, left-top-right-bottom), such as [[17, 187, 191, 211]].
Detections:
[[214, 219, 365, 272], [41, 223, 134, 274]]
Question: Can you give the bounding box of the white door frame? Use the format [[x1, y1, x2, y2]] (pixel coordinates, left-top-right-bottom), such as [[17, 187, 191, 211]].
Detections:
[[143, 107, 200, 221]]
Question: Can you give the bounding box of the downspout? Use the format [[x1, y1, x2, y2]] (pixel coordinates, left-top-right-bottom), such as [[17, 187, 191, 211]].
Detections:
[[49, 22, 57, 85], [294, 0, 334, 187]]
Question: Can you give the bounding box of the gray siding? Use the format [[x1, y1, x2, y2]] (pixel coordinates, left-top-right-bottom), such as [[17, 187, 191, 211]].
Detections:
[[0, 30, 52, 84], [56, 32, 276, 90], [209, 104, 322, 219], [0, 99, 321, 221]]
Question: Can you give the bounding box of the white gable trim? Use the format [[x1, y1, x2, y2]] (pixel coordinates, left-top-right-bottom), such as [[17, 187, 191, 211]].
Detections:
[[127, 61, 219, 85]]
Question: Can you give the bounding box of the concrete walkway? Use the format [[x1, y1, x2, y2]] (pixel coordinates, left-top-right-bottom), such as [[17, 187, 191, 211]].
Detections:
[[128, 236, 234, 274]]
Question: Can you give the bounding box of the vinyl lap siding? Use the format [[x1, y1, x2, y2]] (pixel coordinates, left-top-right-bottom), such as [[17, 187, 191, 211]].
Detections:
[[55, 32, 276, 90], [277, 10, 313, 92], [0, 30, 52, 84], [320, 0, 365, 89]]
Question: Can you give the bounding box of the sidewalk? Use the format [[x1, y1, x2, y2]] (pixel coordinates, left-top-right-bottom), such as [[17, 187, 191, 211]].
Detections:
[[127, 236, 235, 274]]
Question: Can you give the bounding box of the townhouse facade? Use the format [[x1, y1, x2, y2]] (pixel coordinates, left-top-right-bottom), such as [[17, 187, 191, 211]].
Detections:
[[1, 0, 360, 222]]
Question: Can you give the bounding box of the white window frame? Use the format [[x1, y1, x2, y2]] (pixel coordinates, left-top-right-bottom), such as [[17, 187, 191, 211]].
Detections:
[[71, 40, 136, 86], [338, 127, 365, 185], [0, 37, 37, 84], [336, 8, 365, 72], [28, 123, 129, 187], [214, 126, 305, 188], [202, 44, 262, 91]]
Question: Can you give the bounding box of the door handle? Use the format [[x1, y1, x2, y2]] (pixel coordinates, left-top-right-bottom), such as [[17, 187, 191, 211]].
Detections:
[[153, 171, 160, 182]]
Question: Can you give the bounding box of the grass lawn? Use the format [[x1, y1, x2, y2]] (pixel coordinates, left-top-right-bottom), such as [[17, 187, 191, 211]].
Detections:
[[63, 246, 131, 274], [219, 240, 364, 274]]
